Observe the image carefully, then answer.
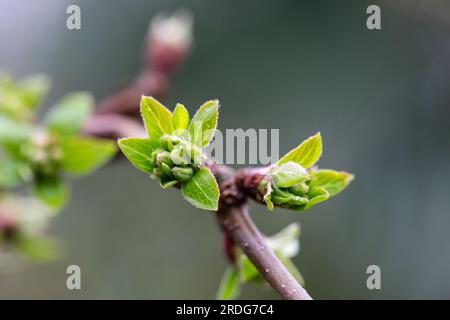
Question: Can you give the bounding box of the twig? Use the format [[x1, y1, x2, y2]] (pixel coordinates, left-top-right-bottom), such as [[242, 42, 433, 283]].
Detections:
[[81, 13, 312, 300]]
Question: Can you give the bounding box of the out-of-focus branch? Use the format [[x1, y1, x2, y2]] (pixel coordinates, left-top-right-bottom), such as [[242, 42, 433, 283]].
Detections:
[[83, 10, 193, 138]]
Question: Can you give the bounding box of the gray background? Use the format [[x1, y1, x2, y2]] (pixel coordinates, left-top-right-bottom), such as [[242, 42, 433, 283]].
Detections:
[[1, 0, 450, 299]]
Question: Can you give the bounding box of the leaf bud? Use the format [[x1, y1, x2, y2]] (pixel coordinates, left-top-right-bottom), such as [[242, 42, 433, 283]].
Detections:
[[172, 166, 194, 182]]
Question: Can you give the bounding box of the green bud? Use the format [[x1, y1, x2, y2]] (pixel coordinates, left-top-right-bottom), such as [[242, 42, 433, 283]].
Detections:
[[288, 195, 309, 206], [156, 151, 173, 167], [172, 166, 194, 182], [170, 144, 190, 166], [289, 182, 309, 196], [151, 148, 163, 167], [160, 135, 174, 151], [161, 163, 173, 177], [153, 167, 164, 179], [271, 161, 309, 188], [271, 194, 292, 204]]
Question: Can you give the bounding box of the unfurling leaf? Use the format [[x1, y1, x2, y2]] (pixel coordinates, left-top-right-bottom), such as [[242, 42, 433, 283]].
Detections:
[[118, 138, 159, 173], [181, 167, 219, 211], [33, 177, 68, 209], [189, 100, 219, 147], [44, 92, 94, 136], [172, 103, 190, 130], [312, 169, 354, 196], [0, 160, 24, 188], [277, 132, 322, 169], [60, 137, 116, 176], [140, 96, 174, 142], [216, 267, 241, 300], [265, 223, 300, 258], [17, 74, 51, 109]]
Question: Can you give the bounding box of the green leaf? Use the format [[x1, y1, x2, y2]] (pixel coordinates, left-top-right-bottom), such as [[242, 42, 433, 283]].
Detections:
[[60, 137, 116, 176], [216, 267, 241, 300], [181, 167, 219, 211], [263, 183, 274, 211], [266, 223, 300, 258], [189, 100, 219, 147], [312, 169, 354, 197], [0, 116, 32, 145], [44, 92, 94, 136], [271, 161, 309, 188], [118, 138, 159, 173], [238, 254, 260, 283], [277, 132, 322, 169], [303, 186, 329, 210], [140, 96, 174, 142], [172, 103, 190, 130], [18, 74, 51, 109], [15, 235, 60, 262], [33, 177, 69, 209], [0, 160, 24, 188]]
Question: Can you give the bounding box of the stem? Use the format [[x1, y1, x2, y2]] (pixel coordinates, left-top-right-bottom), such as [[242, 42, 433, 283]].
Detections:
[[217, 203, 312, 300]]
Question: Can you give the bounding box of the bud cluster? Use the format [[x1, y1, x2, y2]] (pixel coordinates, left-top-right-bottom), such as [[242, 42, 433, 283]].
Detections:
[[151, 134, 205, 187], [262, 161, 327, 211]]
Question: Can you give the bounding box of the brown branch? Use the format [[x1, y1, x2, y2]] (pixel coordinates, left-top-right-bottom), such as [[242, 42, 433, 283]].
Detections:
[[217, 203, 312, 300]]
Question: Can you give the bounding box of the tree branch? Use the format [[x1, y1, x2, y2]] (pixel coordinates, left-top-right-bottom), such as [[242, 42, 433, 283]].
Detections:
[[81, 13, 312, 300]]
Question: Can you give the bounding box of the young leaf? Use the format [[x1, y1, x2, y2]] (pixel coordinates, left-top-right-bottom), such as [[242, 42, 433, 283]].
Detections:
[[238, 254, 260, 283], [60, 137, 116, 176], [265, 223, 300, 258], [18, 74, 51, 109], [33, 177, 69, 209], [0, 160, 24, 188], [172, 103, 190, 130], [303, 186, 329, 210], [263, 183, 274, 211], [181, 167, 219, 211], [189, 100, 219, 147], [277, 132, 322, 169], [216, 267, 241, 300], [118, 138, 159, 173], [140, 96, 174, 142], [0, 116, 31, 145], [312, 169, 354, 197], [44, 92, 94, 137]]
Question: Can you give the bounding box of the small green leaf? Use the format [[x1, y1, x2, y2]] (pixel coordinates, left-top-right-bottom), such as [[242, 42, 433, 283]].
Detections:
[[18, 74, 51, 109], [271, 161, 309, 188], [216, 267, 241, 300], [172, 103, 190, 130], [15, 234, 60, 262], [303, 186, 329, 210], [0, 116, 32, 145], [33, 177, 69, 209], [140, 96, 174, 142], [189, 100, 219, 147], [44, 92, 94, 136], [118, 138, 159, 173], [263, 183, 274, 211], [60, 137, 116, 176], [277, 132, 322, 169], [238, 254, 260, 283], [0, 160, 24, 188], [312, 169, 354, 197], [181, 167, 219, 211], [266, 223, 300, 258]]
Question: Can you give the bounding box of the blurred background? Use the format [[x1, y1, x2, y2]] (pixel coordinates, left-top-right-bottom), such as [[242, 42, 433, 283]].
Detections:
[[1, 0, 450, 299]]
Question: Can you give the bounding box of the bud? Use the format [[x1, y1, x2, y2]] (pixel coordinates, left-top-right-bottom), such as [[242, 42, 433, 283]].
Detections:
[[161, 163, 173, 177], [170, 144, 190, 166], [172, 166, 194, 182], [156, 150, 173, 167], [289, 182, 309, 196], [271, 161, 309, 188], [153, 167, 165, 179], [160, 135, 174, 151]]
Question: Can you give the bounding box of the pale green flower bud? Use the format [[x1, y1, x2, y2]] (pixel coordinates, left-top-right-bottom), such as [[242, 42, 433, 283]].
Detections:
[[271, 161, 309, 188], [172, 166, 194, 182], [156, 151, 173, 167]]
